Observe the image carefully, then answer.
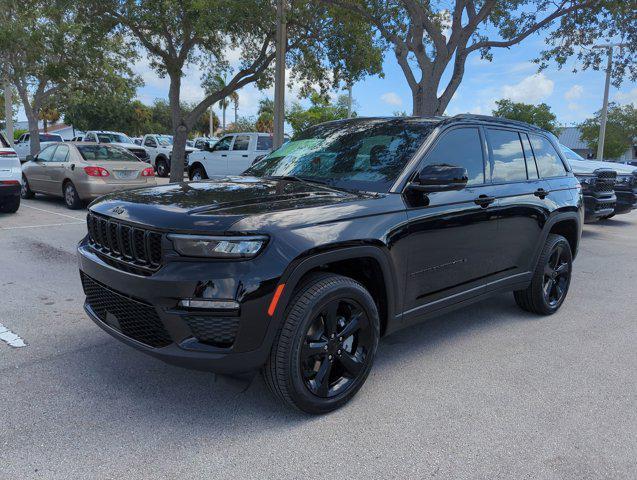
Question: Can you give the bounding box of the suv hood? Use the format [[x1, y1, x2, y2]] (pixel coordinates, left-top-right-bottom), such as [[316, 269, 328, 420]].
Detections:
[[89, 176, 372, 232], [568, 159, 636, 175]]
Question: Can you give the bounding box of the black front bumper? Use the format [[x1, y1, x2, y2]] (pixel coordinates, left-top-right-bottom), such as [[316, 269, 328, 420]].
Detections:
[[614, 189, 637, 215], [583, 192, 616, 221], [77, 239, 282, 375]]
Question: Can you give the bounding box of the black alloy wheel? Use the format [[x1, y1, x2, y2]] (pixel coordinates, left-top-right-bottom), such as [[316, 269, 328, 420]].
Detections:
[[542, 243, 570, 308], [301, 298, 373, 398], [514, 234, 572, 315], [263, 273, 380, 414], [156, 158, 169, 177]]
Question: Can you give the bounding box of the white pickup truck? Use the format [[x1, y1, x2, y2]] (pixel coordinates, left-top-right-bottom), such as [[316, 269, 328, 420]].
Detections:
[[187, 132, 273, 180], [141, 134, 196, 177], [82, 131, 150, 162], [14, 132, 64, 161]]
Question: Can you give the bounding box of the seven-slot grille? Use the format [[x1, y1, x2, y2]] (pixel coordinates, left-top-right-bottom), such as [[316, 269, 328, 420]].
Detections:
[[81, 272, 171, 348], [87, 212, 163, 275], [593, 170, 617, 193]]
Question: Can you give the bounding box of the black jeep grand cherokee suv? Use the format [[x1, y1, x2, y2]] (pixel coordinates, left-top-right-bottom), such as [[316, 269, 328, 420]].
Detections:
[[78, 115, 583, 413]]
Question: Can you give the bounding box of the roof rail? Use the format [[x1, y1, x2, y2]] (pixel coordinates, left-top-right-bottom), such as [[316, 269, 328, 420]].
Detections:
[[448, 113, 544, 131]]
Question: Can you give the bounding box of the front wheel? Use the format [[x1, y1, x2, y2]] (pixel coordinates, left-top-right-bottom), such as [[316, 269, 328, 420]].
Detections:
[[263, 273, 380, 414], [156, 158, 169, 177], [514, 234, 572, 315], [189, 164, 207, 181]]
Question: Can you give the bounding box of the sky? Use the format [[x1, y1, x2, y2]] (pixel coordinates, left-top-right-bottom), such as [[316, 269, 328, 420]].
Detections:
[[18, 27, 637, 132]]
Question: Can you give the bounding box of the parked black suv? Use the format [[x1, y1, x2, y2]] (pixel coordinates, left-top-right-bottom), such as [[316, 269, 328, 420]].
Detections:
[[78, 115, 583, 413]]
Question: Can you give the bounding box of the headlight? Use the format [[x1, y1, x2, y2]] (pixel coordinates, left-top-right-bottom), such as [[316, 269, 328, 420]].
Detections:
[[167, 234, 268, 258], [575, 175, 595, 187]]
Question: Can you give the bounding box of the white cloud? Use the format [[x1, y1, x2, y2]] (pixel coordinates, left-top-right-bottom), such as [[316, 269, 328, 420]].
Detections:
[[380, 92, 402, 106], [615, 88, 637, 106], [501, 73, 554, 103], [564, 84, 584, 101]]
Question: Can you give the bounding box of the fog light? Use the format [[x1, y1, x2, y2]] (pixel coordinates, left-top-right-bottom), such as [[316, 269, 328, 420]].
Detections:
[[178, 299, 240, 310]]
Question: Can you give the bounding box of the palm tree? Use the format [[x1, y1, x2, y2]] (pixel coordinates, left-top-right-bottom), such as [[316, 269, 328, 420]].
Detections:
[[39, 105, 60, 133], [230, 91, 239, 125], [218, 97, 229, 134]]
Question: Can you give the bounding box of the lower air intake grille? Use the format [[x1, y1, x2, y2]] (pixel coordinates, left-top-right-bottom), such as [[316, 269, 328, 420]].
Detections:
[[183, 315, 239, 347], [81, 272, 172, 348]]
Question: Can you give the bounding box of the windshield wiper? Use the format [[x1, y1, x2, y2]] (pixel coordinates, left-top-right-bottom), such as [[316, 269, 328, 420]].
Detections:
[[270, 175, 329, 185]]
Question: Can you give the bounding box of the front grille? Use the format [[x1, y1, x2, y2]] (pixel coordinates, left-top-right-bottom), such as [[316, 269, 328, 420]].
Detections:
[[81, 272, 172, 348], [87, 213, 163, 276], [595, 201, 615, 212], [184, 315, 239, 347], [129, 148, 149, 159], [593, 169, 616, 193]]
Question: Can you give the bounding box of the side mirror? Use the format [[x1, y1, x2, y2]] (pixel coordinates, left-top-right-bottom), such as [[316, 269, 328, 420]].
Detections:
[[409, 164, 468, 192], [26, 154, 35, 162]]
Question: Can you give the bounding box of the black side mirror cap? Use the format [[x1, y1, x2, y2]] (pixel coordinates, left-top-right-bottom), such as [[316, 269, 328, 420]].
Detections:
[[409, 164, 469, 193], [25, 155, 35, 162]]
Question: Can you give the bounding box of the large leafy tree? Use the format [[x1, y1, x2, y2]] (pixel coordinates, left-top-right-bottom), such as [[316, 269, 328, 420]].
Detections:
[[321, 1, 634, 116], [287, 92, 353, 134], [0, 0, 134, 154], [579, 103, 637, 160], [492, 99, 560, 135], [95, 0, 383, 182]]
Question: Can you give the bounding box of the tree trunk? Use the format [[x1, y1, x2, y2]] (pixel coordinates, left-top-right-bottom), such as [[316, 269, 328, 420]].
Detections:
[[16, 86, 41, 155], [222, 104, 226, 133], [169, 124, 188, 183], [234, 104, 237, 125], [411, 83, 443, 116]]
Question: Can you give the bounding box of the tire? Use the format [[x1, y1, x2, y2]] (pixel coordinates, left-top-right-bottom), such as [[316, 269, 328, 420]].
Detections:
[[21, 175, 35, 199], [63, 181, 83, 210], [263, 273, 380, 414], [156, 157, 169, 177], [0, 196, 20, 213], [514, 234, 573, 315], [189, 164, 207, 181]]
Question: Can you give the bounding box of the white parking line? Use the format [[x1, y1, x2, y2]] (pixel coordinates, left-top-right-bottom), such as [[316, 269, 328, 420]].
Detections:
[[0, 323, 27, 348], [0, 222, 85, 230], [21, 204, 86, 221]]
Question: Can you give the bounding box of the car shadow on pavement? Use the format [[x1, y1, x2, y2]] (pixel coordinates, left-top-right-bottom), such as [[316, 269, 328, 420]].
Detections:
[[49, 293, 536, 426]]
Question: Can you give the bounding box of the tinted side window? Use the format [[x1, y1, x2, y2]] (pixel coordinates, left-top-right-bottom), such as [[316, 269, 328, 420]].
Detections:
[[144, 137, 156, 147], [51, 145, 69, 162], [213, 136, 233, 151], [422, 128, 484, 185], [529, 134, 567, 178], [487, 129, 527, 182], [37, 145, 57, 161], [256, 136, 273, 151], [232, 135, 250, 151], [520, 133, 538, 179]]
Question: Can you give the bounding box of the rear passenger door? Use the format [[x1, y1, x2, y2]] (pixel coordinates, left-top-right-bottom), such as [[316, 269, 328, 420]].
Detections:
[[485, 128, 551, 282], [228, 134, 252, 174]]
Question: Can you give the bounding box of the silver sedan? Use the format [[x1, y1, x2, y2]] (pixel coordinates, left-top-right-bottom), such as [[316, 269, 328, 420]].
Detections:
[[21, 142, 157, 209]]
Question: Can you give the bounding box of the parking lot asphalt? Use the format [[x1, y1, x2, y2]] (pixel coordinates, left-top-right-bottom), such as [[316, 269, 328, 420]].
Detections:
[[1, 195, 636, 480]]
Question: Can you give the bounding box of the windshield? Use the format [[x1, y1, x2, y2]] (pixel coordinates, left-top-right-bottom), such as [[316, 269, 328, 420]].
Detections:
[[245, 118, 435, 192], [40, 134, 63, 142], [97, 133, 133, 144], [560, 144, 585, 161], [77, 145, 140, 162], [157, 136, 173, 146]]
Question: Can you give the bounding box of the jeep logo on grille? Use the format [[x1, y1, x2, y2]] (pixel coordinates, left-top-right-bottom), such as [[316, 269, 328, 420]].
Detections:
[[111, 206, 126, 215]]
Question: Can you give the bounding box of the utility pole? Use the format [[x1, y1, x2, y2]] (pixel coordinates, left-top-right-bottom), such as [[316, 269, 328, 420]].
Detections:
[[347, 83, 353, 118], [593, 43, 626, 161], [3, 75, 13, 147], [273, 0, 286, 149]]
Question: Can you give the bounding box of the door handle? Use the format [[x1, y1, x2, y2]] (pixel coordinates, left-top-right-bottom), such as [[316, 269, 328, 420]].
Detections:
[[474, 194, 495, 208], [534, 188, 549, 199], [221, 154, 227, 157], [242, 154, 248, 158]]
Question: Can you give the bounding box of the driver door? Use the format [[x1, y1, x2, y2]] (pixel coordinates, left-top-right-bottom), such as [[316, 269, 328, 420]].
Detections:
[[401, 126, 499, 324], [26, 144, 57, 192], [202, 135, 234, 175]]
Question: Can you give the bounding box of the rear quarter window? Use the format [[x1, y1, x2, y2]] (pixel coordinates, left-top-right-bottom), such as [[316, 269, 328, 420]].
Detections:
[[529, 134, 567, 178]]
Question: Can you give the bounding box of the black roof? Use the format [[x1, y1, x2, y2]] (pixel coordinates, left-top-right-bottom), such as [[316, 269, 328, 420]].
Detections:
[[319, 114, 546, 133]]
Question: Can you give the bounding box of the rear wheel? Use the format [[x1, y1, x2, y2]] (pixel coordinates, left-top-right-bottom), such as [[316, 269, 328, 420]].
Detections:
[[263, 273, 380, 414], [189, 164, 207, 181], [156, 157, 169, 177], [514, 234, 572, 315], [21, 175, 35, 199], [0, 196, 20, 213], [63, 181, 82, 210]]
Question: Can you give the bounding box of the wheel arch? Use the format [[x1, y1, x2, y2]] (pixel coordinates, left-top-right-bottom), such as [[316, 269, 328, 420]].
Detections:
[[275, 245, 399, 336]]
